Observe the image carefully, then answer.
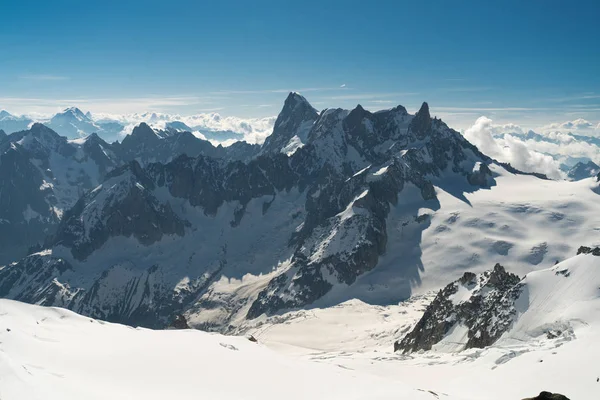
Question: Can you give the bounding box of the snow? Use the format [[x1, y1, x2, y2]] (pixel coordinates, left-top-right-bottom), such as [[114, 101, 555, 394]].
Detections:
[[0, 299, 460, 400], [280, 135, 304, 156], [238, 254, 600, 400], [373, 165, 389, 176]]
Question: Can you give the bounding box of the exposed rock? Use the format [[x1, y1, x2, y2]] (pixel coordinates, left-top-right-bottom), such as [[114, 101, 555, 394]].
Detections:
[[467, 162, 493, 187], [577, 246, 600, 256], [261, 92, 319, 155], [169, 314, 190, 329], [522, 391, 570, 400], [567, 160, 599, 181], [395, 264, 523, 353]]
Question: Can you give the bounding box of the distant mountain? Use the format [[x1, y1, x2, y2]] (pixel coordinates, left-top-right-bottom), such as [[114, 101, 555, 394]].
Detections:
[[1, 108, 275, 145], [0, 110, 33, 134], [45, 107, 126, 140], [567, 160, 600, 181]]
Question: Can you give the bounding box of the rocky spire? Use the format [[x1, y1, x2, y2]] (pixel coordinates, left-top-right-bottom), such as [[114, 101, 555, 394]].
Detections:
[[261, 92, 319, 154], [409, 101, 432, 140]]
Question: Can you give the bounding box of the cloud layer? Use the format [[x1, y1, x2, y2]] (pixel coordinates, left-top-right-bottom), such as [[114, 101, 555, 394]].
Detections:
[[463, 117, 563, 179]]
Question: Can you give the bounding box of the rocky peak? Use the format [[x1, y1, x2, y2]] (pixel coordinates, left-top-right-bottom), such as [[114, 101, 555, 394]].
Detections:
[[0, 110, 12, 119], [26, 123, 65, 149], [567, 160, 600, 181], [408, 102, 432, 140], [131, 122, 158, 139], [120, 123, 161, 151], [61, 107, 88, 120], [283, 92, 315, 111], [395, 263, 523, 353], [261, 92, 319, 154], [345, 104, 371, 126]]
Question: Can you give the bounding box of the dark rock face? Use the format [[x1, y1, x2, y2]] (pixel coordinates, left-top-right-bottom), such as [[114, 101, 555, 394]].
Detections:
[[567, 160, 599, 181], [169, 314, 190, 329], [395, 264, 523, 353], [0, 93, 537, 329], [468, 162, 493, 187], [523, 391, 570, 400], [576, 246, 600, 256], [0, 141, 60, 263], [408, 102, 432, 140], [261, 92, 319, 154], [54, 161, 187, 261]]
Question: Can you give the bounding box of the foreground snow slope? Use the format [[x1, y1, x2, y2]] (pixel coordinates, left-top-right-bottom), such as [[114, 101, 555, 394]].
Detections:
[[0, 300, 460, 400], [245, 253, 600, 399]]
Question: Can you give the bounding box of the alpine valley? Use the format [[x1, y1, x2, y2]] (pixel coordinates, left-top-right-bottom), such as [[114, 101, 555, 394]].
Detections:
[[1, 93, 599, 400]]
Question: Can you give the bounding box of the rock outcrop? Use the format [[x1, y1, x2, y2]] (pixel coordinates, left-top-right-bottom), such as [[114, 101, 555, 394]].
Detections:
[[395, 264, 523, 353]]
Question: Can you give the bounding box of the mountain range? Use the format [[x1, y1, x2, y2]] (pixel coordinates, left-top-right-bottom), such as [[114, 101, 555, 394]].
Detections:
[[0, 108, 275, 144], [3, 92, 599, 333], [1, 93, 599, 400]]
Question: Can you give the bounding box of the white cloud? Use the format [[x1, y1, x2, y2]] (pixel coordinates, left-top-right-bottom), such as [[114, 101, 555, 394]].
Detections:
[[541, 118, 594, 131], [340, 84, 346, 88], [114, 112, 276, 145], [464, 116, 563, 179]]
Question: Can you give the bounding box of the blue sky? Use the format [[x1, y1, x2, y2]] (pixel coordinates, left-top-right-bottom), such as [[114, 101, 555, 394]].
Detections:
[[1, 0, 599, 130]]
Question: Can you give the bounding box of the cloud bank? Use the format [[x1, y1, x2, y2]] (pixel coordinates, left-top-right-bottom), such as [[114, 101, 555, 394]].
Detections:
[[463, 117, 563, 179]]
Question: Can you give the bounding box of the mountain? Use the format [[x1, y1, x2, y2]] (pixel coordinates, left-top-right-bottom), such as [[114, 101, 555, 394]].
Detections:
[[261, 92, 319, 155], [0, 123, 119, 263], [0, 122, 260, 265], [0, 110, 33, 134], [4, 93, 592, 331], [566, 160, 600, 181], [46, 107, 100, 138], [395, 248, 600, 354], [116, 122, 260, 164], [45, 107, 126, 140]]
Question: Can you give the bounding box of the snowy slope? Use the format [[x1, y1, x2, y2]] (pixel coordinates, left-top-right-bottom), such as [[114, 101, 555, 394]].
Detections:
[[0, 299, 460, 400], [241, 252, 600, 399]]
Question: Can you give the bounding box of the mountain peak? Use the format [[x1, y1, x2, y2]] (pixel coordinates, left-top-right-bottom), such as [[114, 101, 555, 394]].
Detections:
[[0, 110, 12, 119], [131, 122, 157, 138], [417, 102, 430, 119], [568, 160, 600, 181], [61, 107, 87, 119], [409, 101, 432, 139], [284, 92, 315, 111], [261, 93, 319, 154], [30, 122, 55, 133]]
